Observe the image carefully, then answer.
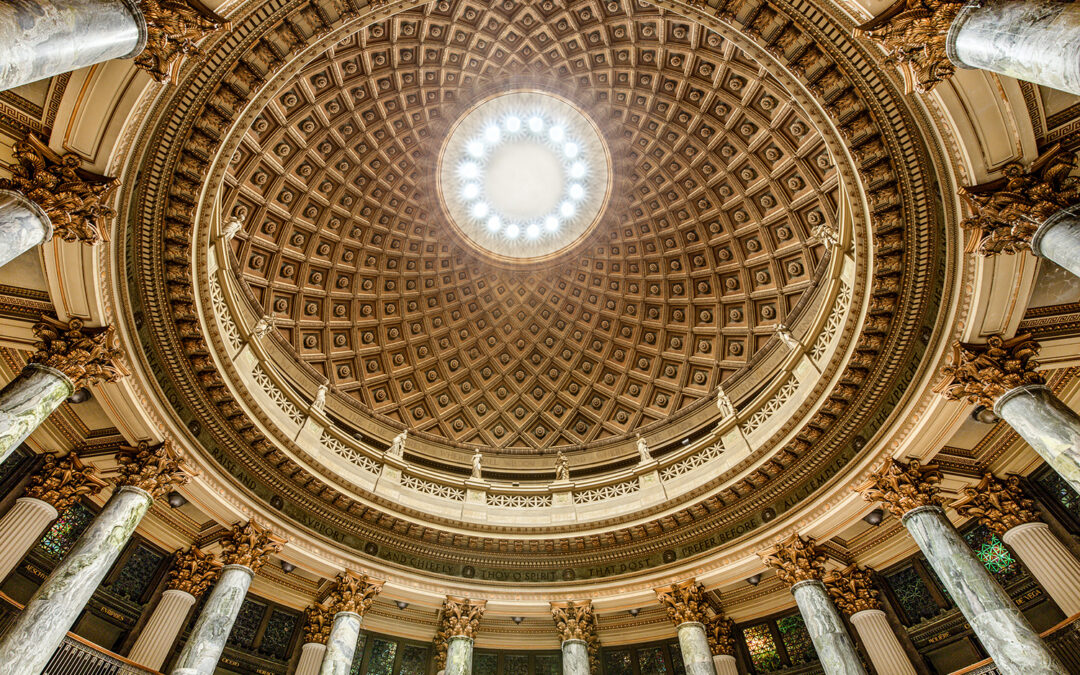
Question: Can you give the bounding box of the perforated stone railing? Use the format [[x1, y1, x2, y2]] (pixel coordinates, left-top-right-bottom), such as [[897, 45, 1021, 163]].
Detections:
[[486, 493, 554, 508], [400, 473, 466, 501]]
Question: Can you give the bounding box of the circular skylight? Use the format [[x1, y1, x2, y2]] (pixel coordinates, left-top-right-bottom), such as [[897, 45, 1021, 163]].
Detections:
[[438, 91, 611, 261]]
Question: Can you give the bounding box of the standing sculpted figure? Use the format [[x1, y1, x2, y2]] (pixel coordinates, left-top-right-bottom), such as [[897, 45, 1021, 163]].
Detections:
[[252, 315, 275, 339], [471, 448, 483, 479], [311, 384, 327, 412], [716, 387, 735, 419], [219, 214, 244, 242], [389, 430, 407, 458], [555, 451, 570, 481], [636, 435, 651, 462]]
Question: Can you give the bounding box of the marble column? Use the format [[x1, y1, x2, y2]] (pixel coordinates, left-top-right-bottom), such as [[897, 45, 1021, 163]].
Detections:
[[297, 642, 328, 675], [946, 0, 1080, 96], [0, 485, 153, 675], [128, 588, 197, 669], [849, 610, 916, 675], [677, 622, 716, 675], [0, 0, 146, 92], [790, 581, 867, 675], [711, 655, 737, 675], [319, 611, 361, 675], [0, 497, 57, 581], [995, 385, 1080, 494], [0, 190, 50, 268], [0, 364, 75, 464], [1031, 204, 1080, 278], [172, 564, 254, 675], [1002, 522, 1080, 617], [561, 639, 590, 675], [903, 505, 1066, 673], [444, 635, 474, 675]]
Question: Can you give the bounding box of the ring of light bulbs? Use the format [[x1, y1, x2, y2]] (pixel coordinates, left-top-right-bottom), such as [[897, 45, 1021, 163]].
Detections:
[[454, 111, 591, 243]]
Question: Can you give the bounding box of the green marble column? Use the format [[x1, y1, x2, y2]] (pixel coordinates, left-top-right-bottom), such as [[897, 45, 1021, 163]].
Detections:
[[790, 581, 867, 675], [0, 364, 74, 464], [995, 384, 1080, 494], [444, 636, 474, 675], [0, 189, 50, 268], [676, 622, 717, 675], [171, 564, 255, 675], [561, 639, 590, 675], [319, 611, 361, 675]]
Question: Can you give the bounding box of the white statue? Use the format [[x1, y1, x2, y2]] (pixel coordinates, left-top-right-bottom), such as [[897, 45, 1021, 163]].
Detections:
[[555, 451, 570, 481], [389, 430, 407, 458], [312, 384, 327, 412], [220, 214, 244, 242], [716, 387, 735, 419], [636, 435, 651, 462], [776, 324, 800, 350], [812, 222, 839, 251], [471, 448, 483, 479], [252, 315, 276, 339]]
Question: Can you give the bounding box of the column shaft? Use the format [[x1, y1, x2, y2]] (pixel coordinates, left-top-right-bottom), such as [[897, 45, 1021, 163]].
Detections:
[[297, 642, 328, 675], [711, 655, 737, 675], [561, 639, 590, 675], [946, 0, 1080, 96], [995, 385, 1080, 495], [127, 588, 197, 670], [676, 622, 717, 675], [902, 505, 1067, 673], [0, 0, 146, 92], [0, 485, 152, 675], [1002, 521, 1080, 617], [444, 636, 474, 675], [0, 497, 58, 581], [1032, 205, 1080, 279], [849, 609, 916, 675], [171, 564, 254, 675], [790, 581, 866, 675], [320, 611, 361, 675], [0, 364, 75, 465], [0, 190, 50, 268]]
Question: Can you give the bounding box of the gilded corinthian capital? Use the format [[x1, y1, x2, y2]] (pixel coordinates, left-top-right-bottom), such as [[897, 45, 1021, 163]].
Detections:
[[134, 0, 227, 84], [654, 579, 708, 625], [855, 457, 946, 517], [706, 614, 736, 657], [166, 546, 222, 598], [24, 451, 107, 512], [327, 571, 384, 616], [302, 601, 334, 645], [856, 0, 966, 93], [115, 439, 193, 499], [29, 317, 127, 388], [936, 334, 1043, 408], [0, 136, 117, 244], [823, 565, 881, 616], [960, 144, 1080, 256], [220, 520, 287, 571], [438, 596, 486, 638], [757, 534, 827, 587], [551, 600, 600, 672], [951, 473, 1041, 536]]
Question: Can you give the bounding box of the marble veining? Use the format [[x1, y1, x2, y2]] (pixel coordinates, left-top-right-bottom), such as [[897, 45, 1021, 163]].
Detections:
[[0, 190, 49, 268], [320, 612, 361, 675], [996, 385, 1080, 495], [676, 622, 717, 675], [561, 639, 590, 675], [790, 581, 867, 675], [171, 565, 254, 675], [0, 364, 74, 465], [1032, 205, 1080, 277], [445, 636, 474, 675]]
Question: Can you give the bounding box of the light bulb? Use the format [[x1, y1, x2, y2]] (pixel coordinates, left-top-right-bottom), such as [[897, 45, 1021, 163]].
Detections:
[[526, 223, 541, 239], [544, 215, 559, 231], [549, 126, 565, 142], [569, 184, 584, 200], [486, 216, 502, 232], [528, 116, 544, 132], [563, 142, 579, 158], [459, 162, 480, 179], [570, 162, 586, 179], [560, 201, 576, 218], [462, 183, 480, 200], [471, 202, 490, 218], [505, 223, 520, 239], [484, 125, 501, 143], [466, 140, 485, 158], [505, 116, 522, 132]]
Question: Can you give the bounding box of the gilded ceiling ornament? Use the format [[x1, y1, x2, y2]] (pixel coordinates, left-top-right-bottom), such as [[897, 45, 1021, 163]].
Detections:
[[0, 135, 117, 244], [24, 451, 107, 512], [705, 614, 736, 657], [326, 570, 384, 616], [822, 564, 881, 616], [134, 0, 227, 84], [757, 533, 826, 587], [115, 439, 193, 499], [29, 316, 127, 388], [959, 144, 1080, 255], [951, 473, 1041, 536], [551, 600, 600, 673], [166, 546, 222, 598], [654, 579, 708, 625], [857, 0, 967, 93], [219, 520, 287, 571], [936, 334, 1043, 407], [854, 457, 946, 518], [301, 601, 334, 645]]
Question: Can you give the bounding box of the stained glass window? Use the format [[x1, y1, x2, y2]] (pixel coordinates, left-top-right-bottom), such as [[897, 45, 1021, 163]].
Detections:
[[399, 645, 428, 675], [536, 654, 561, 675], [964, 524, 1019, 582], [505, 654, 530, 675], [637, 646, 668, 675], [259, 609, 298, 659], [1035, 470, 1080, 523], [885, 565, 940, 624], [368, 638, 398, 675], [742, 623, 781, 673], [604, 650, 633, 675], [667, 642, 686, 675], [475, 652, 498, 675], [36, 503, 93, 559], [108, 544, 165, 603], [227, 599, 266, 649], [348, 633, 368, 675], [777, 614, 816, 665]]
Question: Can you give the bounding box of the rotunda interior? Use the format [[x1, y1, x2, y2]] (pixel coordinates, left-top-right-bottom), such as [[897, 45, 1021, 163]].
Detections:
[[1, 0, 1080, 673]]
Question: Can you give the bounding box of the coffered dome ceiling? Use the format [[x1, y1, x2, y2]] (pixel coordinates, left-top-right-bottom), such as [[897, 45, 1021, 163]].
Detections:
[[119, 0, 953, 587]]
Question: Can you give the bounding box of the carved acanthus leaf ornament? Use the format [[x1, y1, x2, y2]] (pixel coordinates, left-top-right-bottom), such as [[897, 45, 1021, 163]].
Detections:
[[758, 533, 827, 587], [434, 597, 486, 669], [29, 317, 127, 388], [0, 135, 117, 244], [823, 565, 881, 616], [166, 546, 222, 598], [115, 439, 193, 499], [936, 334, 1043, 408], [134, 0, 227, 84], [24, 451, 107, 512], [654, 579, 708, 625], [951, 473, 1040, 536], [327, 571, 384, 616], [706, 614, 736, 657], [857, 0, 966, 93], [960, 145, 1080, 255], [302, 601, 333, 645], [551, 601, 600, 672], [219, 520, 286, 571], [855, 457, 946, 517]]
